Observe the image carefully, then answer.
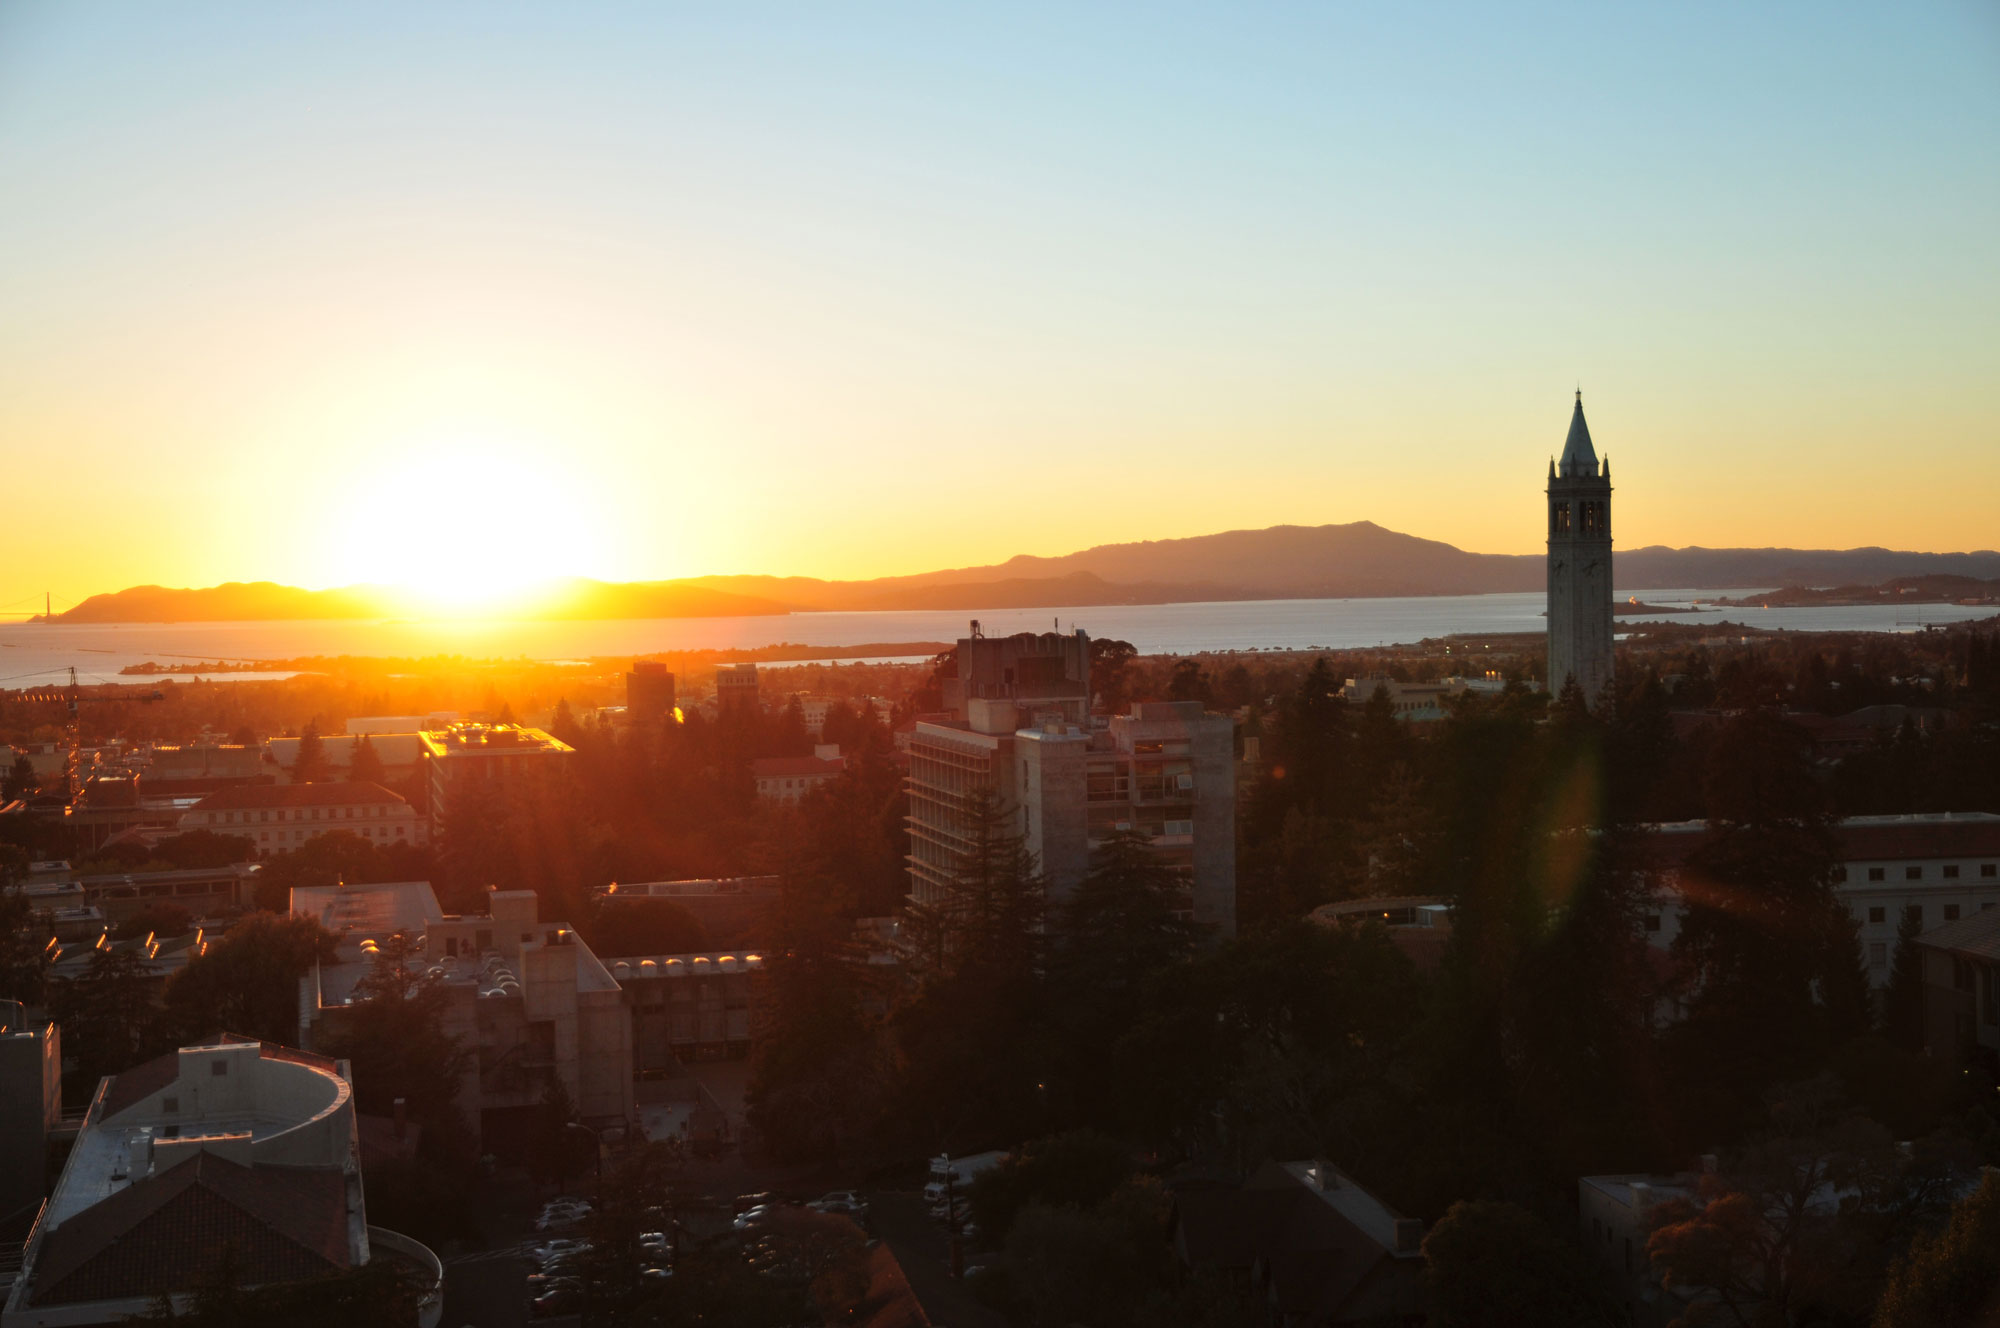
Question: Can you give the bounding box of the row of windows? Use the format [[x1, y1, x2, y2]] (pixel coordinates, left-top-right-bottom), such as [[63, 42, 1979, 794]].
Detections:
[[209, 804, 403, 825], [1847, 863, 1999, 883], [1864, 901, 1992, 926], [256, 824, 408, 845]]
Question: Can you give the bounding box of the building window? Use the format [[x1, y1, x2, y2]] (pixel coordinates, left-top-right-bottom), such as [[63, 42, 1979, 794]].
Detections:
[[1868, 868, 1886, 882], [1869, 943, 1887, 968], [1906, 905, 1924, 925], [1942, 864, 1959, 879], [1906, 866, 1923, 881], [1868, 907, 1885, 924], [1835, 866, 1849, 882], [211, 1060, 228, 1077], [1984, 864, 1998, 878], [1945, 904, 1961, 921], [162, 1125, 180, 1138]]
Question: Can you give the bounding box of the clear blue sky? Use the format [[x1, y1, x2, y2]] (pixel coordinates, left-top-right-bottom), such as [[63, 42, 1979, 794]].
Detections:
[[1, 1, 1995, 601]]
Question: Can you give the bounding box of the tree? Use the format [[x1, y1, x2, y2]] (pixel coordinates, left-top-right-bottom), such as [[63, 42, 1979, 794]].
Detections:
[[1006, 1178, 1173, 1328], [47, 947, 159, 1094], [347, 735, 385, 786], [968, 1130, 1134, 1245], [314, 933, 473, 1151], [1166, 659, 1213, 708], [153, 830, 256, 870], [1873, 1170, 2000, 1328], [1883, 911, 1927, 1050], [3, 754, 35, 800], [1423, 1200, 1618, 1328], [291, 720, 328, 784], [1646, 1078, 1912, 1328], [159, 913, 337, 1045], [1089, 638, 1138, 715], [0, 891, 53, 1004]]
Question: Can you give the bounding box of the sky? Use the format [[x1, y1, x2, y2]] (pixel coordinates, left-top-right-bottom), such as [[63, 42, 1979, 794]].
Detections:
[[1, 1, 1996, 609]]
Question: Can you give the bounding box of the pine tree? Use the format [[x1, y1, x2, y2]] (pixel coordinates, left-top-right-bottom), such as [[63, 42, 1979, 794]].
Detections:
[[1883, 910, 1926, 1049], [291, 720, 327, 784], [347, 734, 385, 785]]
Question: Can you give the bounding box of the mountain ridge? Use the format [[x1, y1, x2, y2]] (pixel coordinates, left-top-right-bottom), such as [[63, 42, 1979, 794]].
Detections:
[[39, 523, 2000, 622]]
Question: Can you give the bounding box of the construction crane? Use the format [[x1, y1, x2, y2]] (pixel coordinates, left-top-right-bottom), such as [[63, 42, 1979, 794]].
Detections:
[[14, 667, 165, 800]]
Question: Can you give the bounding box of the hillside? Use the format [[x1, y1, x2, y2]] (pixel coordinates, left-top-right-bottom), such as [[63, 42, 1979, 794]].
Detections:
[[44, 525, 2000, 622]]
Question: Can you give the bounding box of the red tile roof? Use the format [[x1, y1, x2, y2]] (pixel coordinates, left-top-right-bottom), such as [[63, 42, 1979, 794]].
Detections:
[[190, 781, 408, 812], [30, 1151, 353, 1306], [750, 757, 844, 779]]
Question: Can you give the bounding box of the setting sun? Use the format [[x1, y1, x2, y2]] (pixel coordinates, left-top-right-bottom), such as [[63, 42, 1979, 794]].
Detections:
[[334, 435, 614, 615]]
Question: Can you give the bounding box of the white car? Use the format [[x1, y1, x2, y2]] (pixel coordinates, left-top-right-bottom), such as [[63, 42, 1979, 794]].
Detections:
[[731, 1206, 772, 1231], [532, 1238, 590, 1264]]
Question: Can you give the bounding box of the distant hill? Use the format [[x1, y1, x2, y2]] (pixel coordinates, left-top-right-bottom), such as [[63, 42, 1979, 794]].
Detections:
[[47, 524, 2000, 622], [54, 578, 793, 623]]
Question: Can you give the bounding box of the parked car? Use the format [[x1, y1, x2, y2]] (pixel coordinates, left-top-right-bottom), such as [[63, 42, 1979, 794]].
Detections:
[[532, 1238, 591, 1264], [731, 1205, 776, 1231], [639, 1264, 675, 1282], [733, 1192, 778, 1214], [531, 1284, 583, 1317]]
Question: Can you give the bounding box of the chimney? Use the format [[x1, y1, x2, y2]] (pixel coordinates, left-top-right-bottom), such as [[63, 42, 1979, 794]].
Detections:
[[393, 1097, 407, 1142]]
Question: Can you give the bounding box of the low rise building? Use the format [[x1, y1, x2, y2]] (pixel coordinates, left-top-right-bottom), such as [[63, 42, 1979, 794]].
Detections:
[[1172, 1159, 1427, 1324], [267, 733, 427, 786], [1339, 674, 1507, 721], [181, 781, 425, 853], [751, 747, 845, 804], [1637, 812, 2000, 987], [1917, 905, 2000, 1063], [593, 876, 781, 950], [303, 888, 630, 1157], [1, 1035, 441, 1328], [0, 1016, 61, 1227], [65, 864, 260, 926], [1578, 1168, 1705, 1324]]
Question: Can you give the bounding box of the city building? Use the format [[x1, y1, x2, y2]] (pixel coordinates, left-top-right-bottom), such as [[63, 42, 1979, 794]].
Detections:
[[1339, 674, 1508, 721], [417, 723, 575, 841], [0, 1014, 61, 1227], [1637, 812, 2000, 987], [1917, 905, 2000, 1062], [59, 864, 259, 927], [1547, 390, 1615, 708], [267, 732, 427, 786], [593, 876, 782, 950], [907, 626, 1236, 936], [751, 747, 845, 804], [626, 660, 678, 727], [1, 1035, 442, 1328], [1578, 1167, 1707, 1323], [180, 781, 426, 852], [1171, 1159, 1428, 1324], [715, 663, 761, 716], [1308, 896, 1453, 971], [610, 951, 766, 1070], [141, 743, 264, 787], [302, 887, 631, 1157]]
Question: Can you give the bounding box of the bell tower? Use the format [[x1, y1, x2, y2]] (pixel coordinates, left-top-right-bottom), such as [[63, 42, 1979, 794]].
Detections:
[[1546, 391, 1614, 708]]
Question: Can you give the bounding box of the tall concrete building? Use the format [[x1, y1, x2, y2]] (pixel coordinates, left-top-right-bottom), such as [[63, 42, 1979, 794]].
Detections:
[[906, 626, 1236, 937], [715, 663, 761, 717], [1547, 391, 1615, 707], [626, 660, 678, 726], [419, 722, 575, 840]]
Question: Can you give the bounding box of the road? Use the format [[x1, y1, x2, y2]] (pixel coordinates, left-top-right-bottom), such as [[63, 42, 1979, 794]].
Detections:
[[866, 1191, 1010, 1328]]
